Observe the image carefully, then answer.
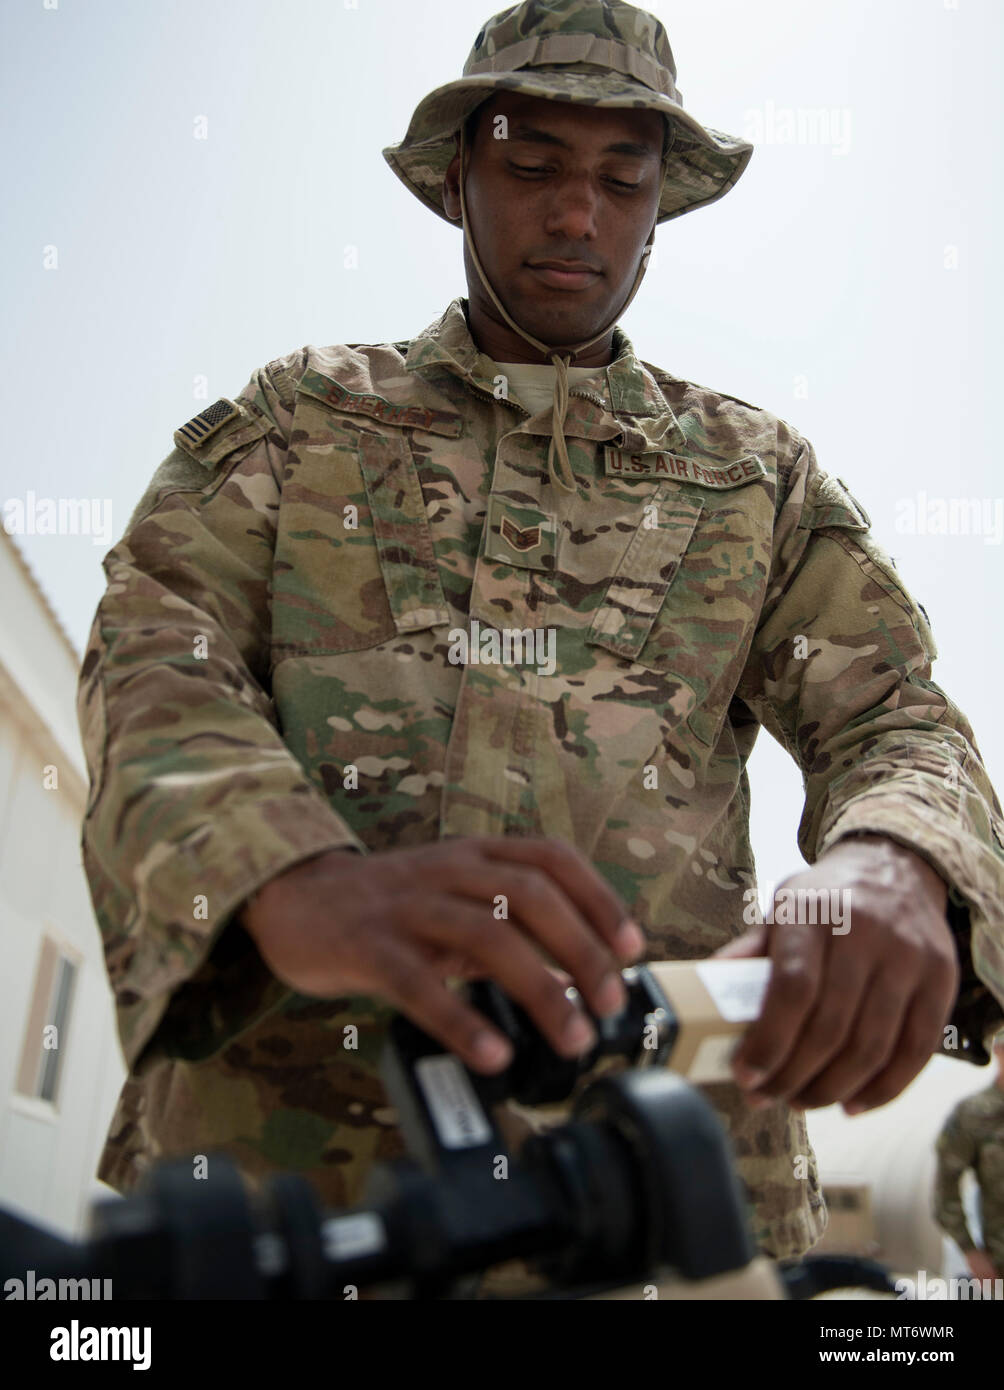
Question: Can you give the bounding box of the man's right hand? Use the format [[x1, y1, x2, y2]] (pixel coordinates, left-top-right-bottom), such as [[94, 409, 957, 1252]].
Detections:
[[237, 837, 645, 1075]]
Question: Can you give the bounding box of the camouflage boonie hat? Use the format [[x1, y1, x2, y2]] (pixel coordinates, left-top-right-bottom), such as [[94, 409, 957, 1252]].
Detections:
[[383, 0, 753, 227]]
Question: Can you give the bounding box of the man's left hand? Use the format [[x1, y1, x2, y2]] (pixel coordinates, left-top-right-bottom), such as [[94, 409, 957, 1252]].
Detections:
[[716, 834, 959, 1114]]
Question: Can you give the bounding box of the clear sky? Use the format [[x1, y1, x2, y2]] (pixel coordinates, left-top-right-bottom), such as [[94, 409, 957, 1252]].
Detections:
[[2, 0, 1002, 893]]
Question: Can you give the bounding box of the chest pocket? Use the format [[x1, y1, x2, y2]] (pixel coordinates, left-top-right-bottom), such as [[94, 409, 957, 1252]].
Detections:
[[586, 474, 773, 746], [586, 484, 705, 657], [270, 374, 455, 661]]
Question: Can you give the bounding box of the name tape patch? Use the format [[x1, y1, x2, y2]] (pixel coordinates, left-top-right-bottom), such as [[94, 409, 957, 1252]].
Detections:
[[484, 497, 556, 571], [604, 449, 767, 488], [298, 371, 462, 437]]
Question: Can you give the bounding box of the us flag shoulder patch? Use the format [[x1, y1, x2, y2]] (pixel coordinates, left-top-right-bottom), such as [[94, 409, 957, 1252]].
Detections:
[[176, 399, 241, 448]]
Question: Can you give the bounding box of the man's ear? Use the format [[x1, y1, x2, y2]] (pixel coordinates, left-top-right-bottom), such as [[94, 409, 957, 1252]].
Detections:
[[443, 147, 463, 222]]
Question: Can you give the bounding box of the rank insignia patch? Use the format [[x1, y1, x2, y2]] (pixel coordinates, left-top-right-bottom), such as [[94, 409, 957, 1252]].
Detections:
[[484, 498, 557, 571], [500, 516, 542, 552]]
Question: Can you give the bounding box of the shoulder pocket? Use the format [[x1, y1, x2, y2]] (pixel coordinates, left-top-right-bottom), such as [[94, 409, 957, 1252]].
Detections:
[[126, 399, 273, 534], [802, 473, 871, 531], [804, 472, 937, 660], [173, 398, 271, 467]]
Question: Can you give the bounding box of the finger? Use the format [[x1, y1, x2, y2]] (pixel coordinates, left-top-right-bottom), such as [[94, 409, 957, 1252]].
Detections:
[[406, 895, 600, 1060], [787, 958, 917, 1108], [840, 975, 953, 1113], [713, 925, 768, 959], [435, 853, 628, 1019], [366, 934, 514, 1074], [424, 946, 486, 982], [493, 864, 630, 1019], [767, 947, 895, 1107], [477, 836, 641, 961], [731, 923, 825, 1091]]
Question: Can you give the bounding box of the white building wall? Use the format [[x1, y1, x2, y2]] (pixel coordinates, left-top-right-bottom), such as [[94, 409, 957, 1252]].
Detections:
[[0, 531, 125, 1239]]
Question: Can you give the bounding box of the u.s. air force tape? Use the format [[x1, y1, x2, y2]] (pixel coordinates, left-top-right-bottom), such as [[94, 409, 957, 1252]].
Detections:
[[604, 448, 767, 487], [176, 398, 241, 448]]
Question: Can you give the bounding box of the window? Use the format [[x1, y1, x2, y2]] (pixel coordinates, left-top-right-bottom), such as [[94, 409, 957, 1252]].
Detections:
[[14, 935, 79, 1106]]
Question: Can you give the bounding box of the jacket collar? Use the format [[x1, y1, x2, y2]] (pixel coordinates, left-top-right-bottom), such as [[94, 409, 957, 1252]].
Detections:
[[404, 297, 686, 453]]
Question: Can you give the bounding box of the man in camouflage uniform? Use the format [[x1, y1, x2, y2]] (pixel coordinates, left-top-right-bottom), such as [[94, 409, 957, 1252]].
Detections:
[[934, 1029, 1004, 1282], [77, 0, 1004, 1286]]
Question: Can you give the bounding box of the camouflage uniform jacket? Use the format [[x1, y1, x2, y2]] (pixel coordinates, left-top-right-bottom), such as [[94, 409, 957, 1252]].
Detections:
[[78, 296, 1004, 1260], [933, 1084, 1004, 1262]]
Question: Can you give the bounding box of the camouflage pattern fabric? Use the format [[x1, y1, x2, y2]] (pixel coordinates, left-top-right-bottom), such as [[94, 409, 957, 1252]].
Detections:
[[78, 296, 1004, 1271], [933, 1085, 1004, 1266], [382, 0, 753, 227]]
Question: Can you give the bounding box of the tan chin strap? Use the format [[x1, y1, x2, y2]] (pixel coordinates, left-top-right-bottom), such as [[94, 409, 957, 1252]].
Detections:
[[458, 123, 666, 494]]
